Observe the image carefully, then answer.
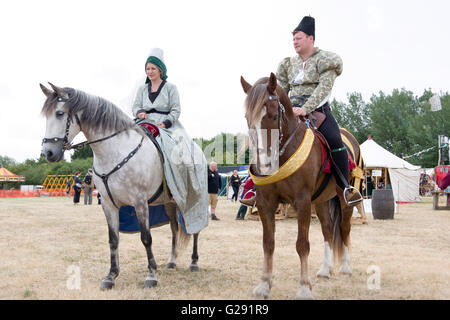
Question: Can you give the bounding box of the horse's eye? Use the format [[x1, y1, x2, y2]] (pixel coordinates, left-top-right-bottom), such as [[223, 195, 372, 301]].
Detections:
[[56, 111, 64, 118], [273, 115, 278, 121]]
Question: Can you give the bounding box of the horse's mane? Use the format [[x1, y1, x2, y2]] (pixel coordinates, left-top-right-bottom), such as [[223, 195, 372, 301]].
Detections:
[[41, 88, 135, 133], [244, 77, 293, 128], [245, 77, 270, 128]]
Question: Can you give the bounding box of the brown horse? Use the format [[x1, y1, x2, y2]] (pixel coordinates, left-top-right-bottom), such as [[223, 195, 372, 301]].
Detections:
[[240, 73, 361, 299]]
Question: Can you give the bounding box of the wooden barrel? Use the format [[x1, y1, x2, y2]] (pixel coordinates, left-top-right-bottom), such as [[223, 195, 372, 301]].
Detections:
[[371, 189, 395, 220]]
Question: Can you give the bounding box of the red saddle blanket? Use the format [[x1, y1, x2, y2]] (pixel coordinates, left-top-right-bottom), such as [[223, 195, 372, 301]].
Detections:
[[138, 123, 160, 138], [318, 138, 356, 174]]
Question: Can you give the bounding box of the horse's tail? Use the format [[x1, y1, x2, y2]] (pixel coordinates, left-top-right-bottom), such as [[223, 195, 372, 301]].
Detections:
[[330, 196, 344, 265], [176, 221, 192, 252]]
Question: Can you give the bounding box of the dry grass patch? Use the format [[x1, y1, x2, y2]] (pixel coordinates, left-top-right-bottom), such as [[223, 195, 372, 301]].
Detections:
[[0, 196, 449, 299]]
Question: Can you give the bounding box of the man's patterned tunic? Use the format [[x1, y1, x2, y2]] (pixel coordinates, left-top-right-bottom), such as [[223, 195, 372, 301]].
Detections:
[[276, 48, 343, 114]]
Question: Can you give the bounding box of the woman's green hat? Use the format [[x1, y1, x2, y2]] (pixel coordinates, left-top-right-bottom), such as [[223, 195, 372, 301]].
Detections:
[[145, 48, 167, 82]]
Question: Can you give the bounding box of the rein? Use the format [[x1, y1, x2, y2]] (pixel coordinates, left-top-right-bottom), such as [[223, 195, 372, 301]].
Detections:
[[267, 94, 302, 157]]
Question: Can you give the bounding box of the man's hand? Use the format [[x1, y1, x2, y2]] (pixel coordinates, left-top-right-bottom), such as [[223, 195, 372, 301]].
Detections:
[[292, 107, 307, 117]]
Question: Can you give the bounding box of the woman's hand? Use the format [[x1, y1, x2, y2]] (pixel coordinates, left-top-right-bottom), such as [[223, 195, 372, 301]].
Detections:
[[137, 112, 147, 119], [157, 123, 166, 129]]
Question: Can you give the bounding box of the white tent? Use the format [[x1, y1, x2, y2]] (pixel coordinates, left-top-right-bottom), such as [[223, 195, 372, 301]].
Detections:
[[360, 138, 421, 205]]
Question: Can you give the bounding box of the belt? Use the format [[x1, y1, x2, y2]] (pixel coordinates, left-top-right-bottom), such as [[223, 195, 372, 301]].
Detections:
[[146, 109, 170, 115], [291, 94, 330, 113]]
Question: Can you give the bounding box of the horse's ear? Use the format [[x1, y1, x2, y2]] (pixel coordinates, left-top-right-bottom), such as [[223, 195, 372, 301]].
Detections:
[[40, 83, 53, 97], [267, 73, 277, 94], [240, 76, 252, 94], [48, 82, 69, 100]]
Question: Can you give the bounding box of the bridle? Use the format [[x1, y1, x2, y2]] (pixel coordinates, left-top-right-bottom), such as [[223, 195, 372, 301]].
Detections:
[[41, 97, 81, 150], [267, 94, 302, 157], [41, 96, 127, 151]]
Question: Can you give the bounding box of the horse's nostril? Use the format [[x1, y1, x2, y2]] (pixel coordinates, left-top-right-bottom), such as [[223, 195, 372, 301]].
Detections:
[[46, 150, 53, 158]]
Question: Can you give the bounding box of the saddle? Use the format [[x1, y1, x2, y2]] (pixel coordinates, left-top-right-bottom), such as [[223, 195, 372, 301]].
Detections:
[[138, 122, 160, 138], [298, 117, 357, 201]]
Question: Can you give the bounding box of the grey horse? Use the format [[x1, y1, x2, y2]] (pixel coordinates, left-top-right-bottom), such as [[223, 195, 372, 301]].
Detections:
[[40, 83, 200, 290]]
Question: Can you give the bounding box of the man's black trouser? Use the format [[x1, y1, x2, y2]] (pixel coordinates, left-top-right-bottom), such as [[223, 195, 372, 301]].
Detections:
[[316, 107, 349, 190]]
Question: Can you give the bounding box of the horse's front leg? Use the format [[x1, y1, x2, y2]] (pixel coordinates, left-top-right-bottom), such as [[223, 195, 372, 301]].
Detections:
[[253, 193, 277, 299], [135, 202, 158, 288], [294, 195, 314, 299], [314, 201, 334, 279], [100, 200, 120, 290]]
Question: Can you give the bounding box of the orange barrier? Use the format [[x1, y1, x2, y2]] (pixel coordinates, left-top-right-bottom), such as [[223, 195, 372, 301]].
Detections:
[[0, 189, 98, 198], [0, 190, 71, 198]]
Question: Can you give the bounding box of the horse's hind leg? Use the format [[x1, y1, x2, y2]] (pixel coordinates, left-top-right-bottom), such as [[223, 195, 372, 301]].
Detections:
[[314, 202, 334, 279], [100, 201, 120, 290], [165, 202, 178, 269], [135, 202, 158, 288], [189, 233, 199, 272], [338, 205, 353, 276]]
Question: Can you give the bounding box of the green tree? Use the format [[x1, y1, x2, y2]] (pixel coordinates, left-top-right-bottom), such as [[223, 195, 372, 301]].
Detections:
[[0, 155, 17, 168], [368, 89, 419, 158], [71, 145, 93, 160], [331, 92, 371, 144]]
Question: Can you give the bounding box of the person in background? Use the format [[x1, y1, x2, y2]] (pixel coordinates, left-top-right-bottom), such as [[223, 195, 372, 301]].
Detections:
[[83, 168, 94, 205], [236, 176, 255, 220], [73, 171, 82, 205], [66, 178, 72, 195], [230, 170, 241, 202], [207, 162, 222, 221]]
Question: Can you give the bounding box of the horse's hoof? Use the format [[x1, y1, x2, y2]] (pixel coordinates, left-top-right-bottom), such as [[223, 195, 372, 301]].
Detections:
[[100, 279, 114, 290], [189, 264, 199, 272], [316, 268, 331, 279], [253, 282, 271, 299], [339, 264, 352, 276], [295, 285, 314, 300], [143, 280, 158, 289], [165, 262, 177, 269]]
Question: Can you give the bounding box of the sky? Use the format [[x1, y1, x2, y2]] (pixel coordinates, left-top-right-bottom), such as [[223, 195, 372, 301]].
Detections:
[[1, 0, 449, 163]]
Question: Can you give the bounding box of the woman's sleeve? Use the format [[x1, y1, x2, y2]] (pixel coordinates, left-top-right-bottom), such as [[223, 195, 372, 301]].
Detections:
[[132, 85, 146, 117], [164, 85, 181, 127]]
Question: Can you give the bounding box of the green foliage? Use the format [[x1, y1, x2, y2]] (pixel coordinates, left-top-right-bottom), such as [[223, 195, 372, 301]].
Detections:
[[194, 132, 250, 166], [5, 156, 93, 186], [333, 89, 449, 168], [0, 155, 17, 168], [71, 145, 93, 160], [332, 92, 371, 143]]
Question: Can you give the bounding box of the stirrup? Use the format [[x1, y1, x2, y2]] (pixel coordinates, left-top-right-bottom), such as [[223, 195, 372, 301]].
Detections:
[[343, 186, 363, 206]]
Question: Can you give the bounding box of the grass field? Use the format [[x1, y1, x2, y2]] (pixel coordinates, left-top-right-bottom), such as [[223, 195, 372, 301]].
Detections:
[[0, 196, 449, 300]]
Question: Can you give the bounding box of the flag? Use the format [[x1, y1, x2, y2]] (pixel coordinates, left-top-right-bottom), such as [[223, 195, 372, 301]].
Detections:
[[430, 94, 442, 111]]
